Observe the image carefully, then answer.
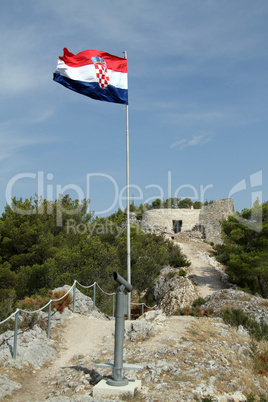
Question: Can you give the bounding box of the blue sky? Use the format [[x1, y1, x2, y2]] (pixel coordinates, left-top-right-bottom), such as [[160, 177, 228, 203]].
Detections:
[[0, 0, 267, 217]]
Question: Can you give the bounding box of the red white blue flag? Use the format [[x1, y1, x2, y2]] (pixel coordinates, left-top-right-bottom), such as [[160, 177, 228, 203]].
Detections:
[[53, 48, 128, 105]]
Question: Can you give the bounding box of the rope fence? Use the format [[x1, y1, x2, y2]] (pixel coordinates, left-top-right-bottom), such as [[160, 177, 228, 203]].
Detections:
[[131, 302, 157, 316], [0, 279, 157, 359]]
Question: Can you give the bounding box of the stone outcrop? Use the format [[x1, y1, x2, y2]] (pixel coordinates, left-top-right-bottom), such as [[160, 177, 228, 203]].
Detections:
[[126, 317, 157, 341], [150, 266, 199, 315], [203, 288, 268, 325]]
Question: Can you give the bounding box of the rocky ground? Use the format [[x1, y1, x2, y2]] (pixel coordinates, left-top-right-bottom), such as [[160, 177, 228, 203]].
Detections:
[[0, 234, 268, 401]]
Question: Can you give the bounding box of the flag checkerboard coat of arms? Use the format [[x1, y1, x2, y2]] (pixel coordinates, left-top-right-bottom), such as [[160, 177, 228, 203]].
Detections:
[[91, 56, 110, 89]]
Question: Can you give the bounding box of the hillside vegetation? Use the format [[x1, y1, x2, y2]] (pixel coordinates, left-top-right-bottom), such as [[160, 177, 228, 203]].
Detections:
[[213, 199, 268, 299], [1, 195, 268, 324], [0, 196, 189, 322]]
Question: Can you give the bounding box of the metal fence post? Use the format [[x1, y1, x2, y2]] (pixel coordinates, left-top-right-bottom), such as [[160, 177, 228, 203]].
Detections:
[[47, 302, 52, 339], [142, 303, 144, 315], [112, 293, 115, 317], [73, 280, 76, 313], [93, 282, 96, 310], [13, 309, 19, 359]]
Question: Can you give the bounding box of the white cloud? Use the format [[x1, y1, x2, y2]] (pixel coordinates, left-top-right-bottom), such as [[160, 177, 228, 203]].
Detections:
[[170, 132, 213, 149]]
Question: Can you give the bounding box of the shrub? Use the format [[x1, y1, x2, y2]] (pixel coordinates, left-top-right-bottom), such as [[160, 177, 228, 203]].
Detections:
[[215, 252, 228, 264], [223, 307, 249, 327], [16, 295, 49, 311], [249, 341, 268, 377], [192, 297, 206, 308], [50, 289, 72, 313], [0, 288, 17, 323], [167, 271, 176, 280], [222, 308, 268, 341], [175, 305, 211, 318], [256, 351, 268, 376], [13, 295, 50, 331], [246, 393, 267, 401], [180, 306, 193, 316], [171, 255, 191, 268], [179, 268, 187, 277]]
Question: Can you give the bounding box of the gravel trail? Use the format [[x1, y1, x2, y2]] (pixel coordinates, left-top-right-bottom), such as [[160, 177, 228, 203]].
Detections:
[[175, 237, 228, 298]]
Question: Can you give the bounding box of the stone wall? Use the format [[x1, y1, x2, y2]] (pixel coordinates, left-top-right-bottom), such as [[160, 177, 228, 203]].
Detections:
[[141, 209, 200, 233], [198, 198, 234, 244], [140, 198, 234, 245]]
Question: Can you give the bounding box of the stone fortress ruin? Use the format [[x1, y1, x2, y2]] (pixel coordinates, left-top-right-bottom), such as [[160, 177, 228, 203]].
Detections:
[[136, 198, 235, 245]]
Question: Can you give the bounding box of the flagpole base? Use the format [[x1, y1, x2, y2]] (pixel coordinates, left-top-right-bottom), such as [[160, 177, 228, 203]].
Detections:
[[107, 377, 129, 386]]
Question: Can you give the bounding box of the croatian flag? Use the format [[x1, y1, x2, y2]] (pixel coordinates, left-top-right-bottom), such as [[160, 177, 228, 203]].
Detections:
[[53, 48, 128, 105]]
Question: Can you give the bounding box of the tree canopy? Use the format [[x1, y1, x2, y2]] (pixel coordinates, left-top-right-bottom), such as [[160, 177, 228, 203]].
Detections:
[[129, 197, 209, 220], [214, 199, 268, 298]]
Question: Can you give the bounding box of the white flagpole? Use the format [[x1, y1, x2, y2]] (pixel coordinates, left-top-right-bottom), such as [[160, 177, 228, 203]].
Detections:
[[126, 103, 131, 320], [124, 51, 131, 320]]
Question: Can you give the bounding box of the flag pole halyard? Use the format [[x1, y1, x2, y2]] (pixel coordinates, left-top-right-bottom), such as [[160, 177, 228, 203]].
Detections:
[[124, 50, 131, 320]]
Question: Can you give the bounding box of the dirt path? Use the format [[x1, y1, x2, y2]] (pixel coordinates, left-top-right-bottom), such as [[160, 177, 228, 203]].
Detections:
[[175, 237, 227, 298], [11, 315, 195, 401], [11, 315, 115, 401], [52, 315, 115, 372]]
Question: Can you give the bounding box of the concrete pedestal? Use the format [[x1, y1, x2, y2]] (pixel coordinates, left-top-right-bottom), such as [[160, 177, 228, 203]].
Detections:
[[93, 379, 141, 398]]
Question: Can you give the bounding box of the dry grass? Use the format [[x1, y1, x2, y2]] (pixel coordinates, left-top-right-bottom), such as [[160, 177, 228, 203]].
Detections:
[[168, 373, 194, 383], [237, 294, 252, 302], [176, 318, 268, 396], [128, 315, 268, 399], [259, 299, 268, 308]]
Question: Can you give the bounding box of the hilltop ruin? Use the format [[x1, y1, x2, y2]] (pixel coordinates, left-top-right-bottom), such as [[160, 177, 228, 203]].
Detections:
[[136, 198, 234, 245]]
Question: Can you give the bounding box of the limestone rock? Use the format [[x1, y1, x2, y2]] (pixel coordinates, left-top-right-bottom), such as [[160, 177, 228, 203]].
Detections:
[[151, 266, 199, 315], [126, 319, 157, 341], [0, 375, 21, 399]]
